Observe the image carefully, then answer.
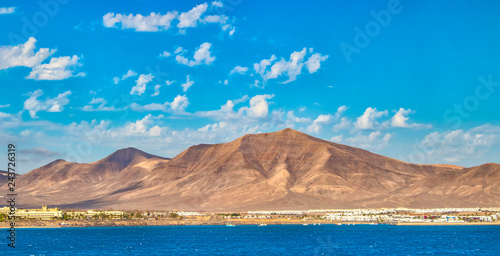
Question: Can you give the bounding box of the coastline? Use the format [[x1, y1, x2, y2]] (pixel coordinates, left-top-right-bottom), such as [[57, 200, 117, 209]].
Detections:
[[2, 219, 500, 228], [395, 222, 500, 226]]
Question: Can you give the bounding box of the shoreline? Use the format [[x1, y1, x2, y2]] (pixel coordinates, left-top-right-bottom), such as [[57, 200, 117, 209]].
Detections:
[[2, 219, 500, 229]]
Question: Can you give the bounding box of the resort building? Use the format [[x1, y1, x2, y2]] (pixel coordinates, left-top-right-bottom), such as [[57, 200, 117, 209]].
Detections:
[[1, 205, 62, 220]]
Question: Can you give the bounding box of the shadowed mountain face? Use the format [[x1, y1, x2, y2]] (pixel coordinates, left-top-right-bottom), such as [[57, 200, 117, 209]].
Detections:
[[8, 129, 500, 211], [0, 170, 20, 184]]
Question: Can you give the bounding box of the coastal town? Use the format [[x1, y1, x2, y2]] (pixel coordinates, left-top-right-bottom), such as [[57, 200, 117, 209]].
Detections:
[[1, 206, 499, 228]]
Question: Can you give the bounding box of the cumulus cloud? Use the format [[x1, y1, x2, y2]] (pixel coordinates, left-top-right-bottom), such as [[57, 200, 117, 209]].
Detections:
[[197, 94, 274, 121], [113, 70, 137, 84], [177, 3, 208, 29], [181, 75, 194, 92], [130, 94, 190, 113], [159, 51, 171, 58], [332, 131, 392, 150], [152, 84, 161, 97], [23, 89, 71, 118], [103, 12, 178, 32], [131, 74, 154, 96], [389, 108, 432, 129], [354, 107, 388, 130], [103, 2, 235, 35], [124, 114, 164, 137], [286, 111, 311, 124], [27, 55, 86, 80], [0, 37, 55, 70], [333, 117, 351, 132], [82, 97, 120, 112], [305, 52, 329, 73], [175, 42, 215, 67], [211, 1, 223, 8], [253, 48, 328, 84], [0, 7, 16, 14], [229, 65, 248, 75], [170, 94, 189, 113], [413, 124, 500, 164], [306, 114, 333, 133], [247, 94, 274, 118]]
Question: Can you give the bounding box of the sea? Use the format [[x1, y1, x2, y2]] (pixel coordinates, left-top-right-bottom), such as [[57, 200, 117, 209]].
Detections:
[[1, 224, 499, 255]]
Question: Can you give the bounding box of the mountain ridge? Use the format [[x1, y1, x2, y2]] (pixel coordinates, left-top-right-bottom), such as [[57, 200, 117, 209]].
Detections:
[[5, 128, 500, 211]]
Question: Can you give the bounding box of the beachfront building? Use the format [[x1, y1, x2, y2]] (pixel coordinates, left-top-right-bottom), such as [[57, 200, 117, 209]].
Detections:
[[66, 210, 125, 219], [1, 205, 62, 220]]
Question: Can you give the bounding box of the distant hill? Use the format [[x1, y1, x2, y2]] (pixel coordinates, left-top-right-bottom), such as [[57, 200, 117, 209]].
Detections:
[[0, 170, 20, 184], [8, 129, 500, 211]]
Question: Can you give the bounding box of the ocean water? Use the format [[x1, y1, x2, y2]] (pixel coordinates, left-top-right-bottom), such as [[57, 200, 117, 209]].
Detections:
[[1, 225, 499, 255]]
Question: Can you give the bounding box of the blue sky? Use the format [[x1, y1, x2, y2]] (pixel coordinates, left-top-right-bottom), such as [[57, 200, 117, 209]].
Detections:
[[1, 0, 500, 173]]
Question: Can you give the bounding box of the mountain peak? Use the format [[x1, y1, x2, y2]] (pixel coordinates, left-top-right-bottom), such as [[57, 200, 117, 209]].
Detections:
[[99, 147, 167, 168]]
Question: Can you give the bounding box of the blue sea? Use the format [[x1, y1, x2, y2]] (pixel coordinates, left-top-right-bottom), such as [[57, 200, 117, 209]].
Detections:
[[1, 225, 499, 255]]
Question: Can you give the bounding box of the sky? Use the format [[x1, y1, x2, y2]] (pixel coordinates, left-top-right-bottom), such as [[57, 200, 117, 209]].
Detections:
[[1, 0, 500, 173]]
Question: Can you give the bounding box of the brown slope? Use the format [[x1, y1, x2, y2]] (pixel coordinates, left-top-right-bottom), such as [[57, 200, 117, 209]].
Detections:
[[14, 148, 170, 208], [10, 129, 500, 211], [123, 128, 473, 210]]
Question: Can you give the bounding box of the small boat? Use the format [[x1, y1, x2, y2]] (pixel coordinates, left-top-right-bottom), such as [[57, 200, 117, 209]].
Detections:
[[336, 223, 342, 226], [226, 223, 235, 227], [303, 224, 308, 226], [258, 223, 267, 227]]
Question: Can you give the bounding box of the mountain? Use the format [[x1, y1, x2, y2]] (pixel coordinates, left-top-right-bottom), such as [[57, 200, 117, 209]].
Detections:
[[0, 170, 20, 184], [8, 129, 500, 211]]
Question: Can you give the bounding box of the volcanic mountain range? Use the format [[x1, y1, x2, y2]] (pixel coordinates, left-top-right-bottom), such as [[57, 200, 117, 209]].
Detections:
[[7, 128, 500, 211]]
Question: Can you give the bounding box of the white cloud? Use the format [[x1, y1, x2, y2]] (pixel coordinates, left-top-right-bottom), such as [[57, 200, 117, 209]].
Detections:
[[152, 84, 161, 97], [305, 53, 329, 73], [287, 111, 311, 123], [197, 95, 275, 121], [23, 89, 71, 118], [177, 3, 208, 29], [306, 114, 333, 133], [0, 37, 55, 70], [354, 107, 388, 130], [414, 125, 500, 164], [103, 12, 178, 32], [102, 2, 236, 35], [124, 114, 164, 137], [333, 131, 392, 150], [229, 65, 248, 75], [181, 75, 194, 92], [159, 51, 171, 58], [0, 7, 16, 14], [333, 117, 351, 132], [166, 80, 175, 85], [174, 47, 184, 54], [170, 94, 189, 113], [175, 42, 215, 67], [253, 48, 328, 84], [204, 14, 228, 24], [211, 1, 223, 8], [131, 74, 154, 96], [27, 55, 86, 80], [0, 104, 10, 108], [389, 108, 432, 129], [224, 79, 228, 85], [82, 97, 120, 112], [247, 94, 274, 118], [113, 69, 137, 84]]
